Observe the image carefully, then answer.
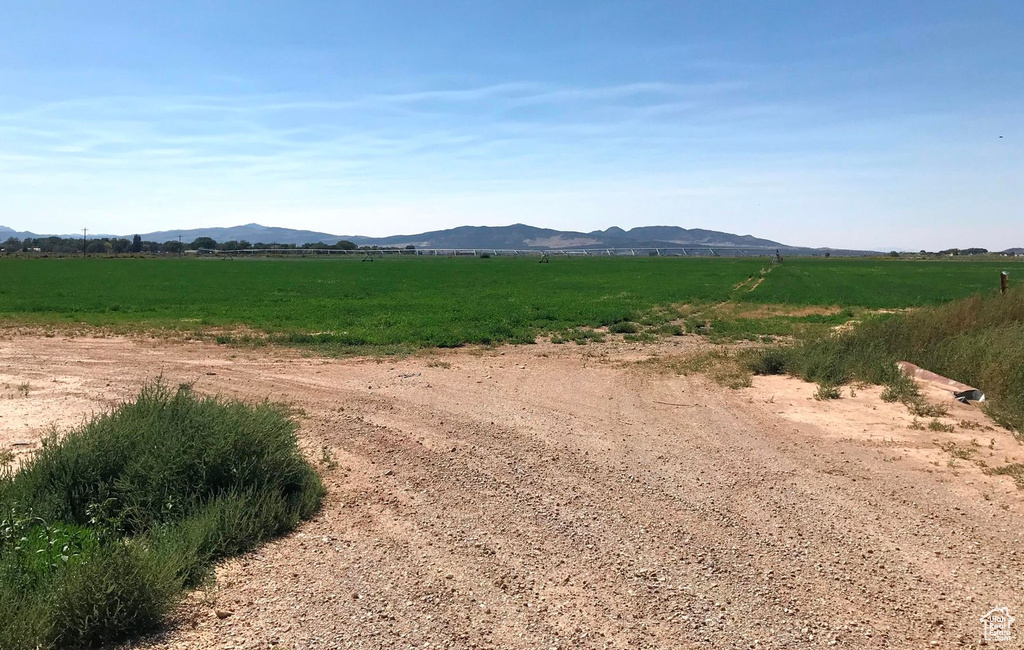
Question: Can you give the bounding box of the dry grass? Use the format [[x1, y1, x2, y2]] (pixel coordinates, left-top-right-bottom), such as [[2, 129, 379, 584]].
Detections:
[[638, 350, 753, 389], [987, 463, 1024, 489], [814, 384, 841, 400]]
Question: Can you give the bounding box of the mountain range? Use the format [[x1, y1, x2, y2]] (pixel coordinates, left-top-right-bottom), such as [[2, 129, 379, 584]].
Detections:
[[2, 222, 856, 253], [9, 222, 1012, 255], [346, 224, 792, 250]]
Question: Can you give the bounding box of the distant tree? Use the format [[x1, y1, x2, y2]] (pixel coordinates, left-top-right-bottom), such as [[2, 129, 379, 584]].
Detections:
[[37, 237, 60, 253], [86, 240, 107, 255], [1, 237, 20, 253], [161, 240, 183, 254], [130, 234, 143, 253], [888, 251, 900, 258], [111, 238, 131, 254], [936, 248, 990, 256], [333, 240, 357, 250], [405, 244, 416, 250], [218, 240, 240, 251], [190, 236, 216, 250], [237, 240, 251, 250]]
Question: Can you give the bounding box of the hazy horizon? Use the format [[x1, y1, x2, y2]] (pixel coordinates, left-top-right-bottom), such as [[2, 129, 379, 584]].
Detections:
[[2, 220, 1009, 253], [2, 2, 1021, 250]]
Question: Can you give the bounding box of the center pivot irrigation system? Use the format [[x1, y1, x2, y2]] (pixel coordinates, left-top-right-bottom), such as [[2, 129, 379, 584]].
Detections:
[[196, 246, 832, 258]]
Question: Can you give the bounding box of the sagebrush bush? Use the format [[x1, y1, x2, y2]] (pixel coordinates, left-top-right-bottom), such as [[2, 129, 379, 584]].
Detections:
[[0, 382, 324, 649]]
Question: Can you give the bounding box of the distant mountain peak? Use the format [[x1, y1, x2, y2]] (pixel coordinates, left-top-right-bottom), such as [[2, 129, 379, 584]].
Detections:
[[0, 222, 895, 254]]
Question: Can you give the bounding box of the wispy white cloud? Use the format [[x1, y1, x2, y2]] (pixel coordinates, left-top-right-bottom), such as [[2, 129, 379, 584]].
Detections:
[[0, 81, 767, 186], [1, 77, 1020, 249]]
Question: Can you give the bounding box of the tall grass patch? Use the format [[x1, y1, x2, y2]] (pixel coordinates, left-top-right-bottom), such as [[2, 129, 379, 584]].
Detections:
[[0, 382, 324, 649], [747, 288, 1024, 435]]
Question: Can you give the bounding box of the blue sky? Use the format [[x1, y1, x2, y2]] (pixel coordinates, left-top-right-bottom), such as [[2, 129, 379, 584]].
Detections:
[[1, 1, 1021, 249]]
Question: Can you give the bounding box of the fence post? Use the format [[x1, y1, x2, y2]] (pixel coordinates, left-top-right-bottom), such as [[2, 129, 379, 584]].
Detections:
[[1001, 271, 1009, 295]]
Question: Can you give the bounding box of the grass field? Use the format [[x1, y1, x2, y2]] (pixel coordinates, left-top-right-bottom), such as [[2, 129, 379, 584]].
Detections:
[[0, 257, 762, 348], [740, 258, 1024, 308], [1, 257, 1022, 350]]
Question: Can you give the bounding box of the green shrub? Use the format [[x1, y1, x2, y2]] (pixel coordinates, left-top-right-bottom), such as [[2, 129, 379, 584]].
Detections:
[[50, 542, 179, 649], [0, 382, 324, 649], [655, 323, 684, 336], [880, 372, 919, 403], [0, 520, 98, 592], [745, 347, 790, 375], [551, 328, 605, 345], [608, 321, 639, 334]]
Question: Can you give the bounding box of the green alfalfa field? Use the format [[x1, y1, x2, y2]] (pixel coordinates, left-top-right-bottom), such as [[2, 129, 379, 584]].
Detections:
[[1, 256, 1021, 350]]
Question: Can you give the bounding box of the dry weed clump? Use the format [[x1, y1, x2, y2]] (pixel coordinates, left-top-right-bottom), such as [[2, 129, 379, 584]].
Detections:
[[639, 350, 753, 389]]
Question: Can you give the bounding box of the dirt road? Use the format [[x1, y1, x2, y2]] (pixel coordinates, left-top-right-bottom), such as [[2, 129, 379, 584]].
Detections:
[[1, 334, 1021, 649]]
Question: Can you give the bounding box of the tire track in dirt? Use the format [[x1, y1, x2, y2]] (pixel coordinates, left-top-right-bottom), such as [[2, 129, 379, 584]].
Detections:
[[0, 335, 1020, 648]]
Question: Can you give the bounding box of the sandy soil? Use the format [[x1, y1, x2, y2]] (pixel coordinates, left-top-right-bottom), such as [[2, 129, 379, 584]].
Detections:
[[0, 334, 1021, 649]]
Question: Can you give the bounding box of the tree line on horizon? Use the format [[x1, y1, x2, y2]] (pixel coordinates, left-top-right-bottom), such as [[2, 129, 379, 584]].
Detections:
[[0, 235, 411, 255], [2, 234, 1004, 258]]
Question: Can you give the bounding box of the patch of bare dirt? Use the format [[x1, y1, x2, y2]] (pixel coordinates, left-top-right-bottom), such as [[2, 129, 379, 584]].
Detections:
[[712, 303, 844, 319], [745, 275, 767, 293], [0, 335, 1021, 649], [731, 277, 756, 291]]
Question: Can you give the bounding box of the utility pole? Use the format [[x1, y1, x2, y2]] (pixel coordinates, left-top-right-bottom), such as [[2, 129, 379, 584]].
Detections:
[[83, 228, 87, 258], [178, 234, 183, 258]]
